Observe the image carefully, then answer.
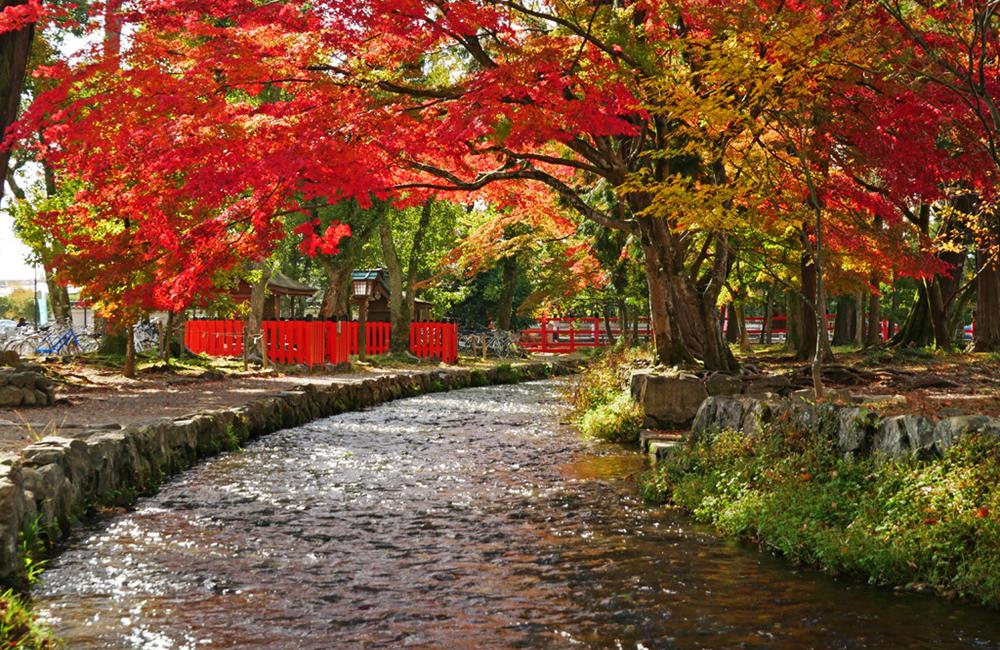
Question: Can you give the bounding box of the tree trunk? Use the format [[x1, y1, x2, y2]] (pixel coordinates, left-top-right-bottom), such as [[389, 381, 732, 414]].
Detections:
[[724, 303, 739, 343], [891, 259, 964, 350], [405, 200, 434, 329], [160, 310, 175, 363], [973, 249, 1000, 352], [797, 252, 818, 361], [496, 256, 518, 331], [123, 323, 136, 378], [603, 307, 616, 345], [248, 264, 270, 367], [926, 278, 953, 350], [0, 1, 34, 194], [379, 219, 408, 354], [43, 264, 71, 322], [832, 295, 855, 346], [854, 290, 865, 347], [735, 302, 751, 353], [786, 291, 802, 353], [865, 285, 882, 348], [319, 262, 351, 319], [760, 285, 774, 344], [637, 218, 737, 372]]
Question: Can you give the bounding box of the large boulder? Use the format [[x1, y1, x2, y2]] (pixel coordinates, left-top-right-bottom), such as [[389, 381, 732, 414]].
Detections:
[[875, 415, 936, 459], [631, 369, 708, 428]]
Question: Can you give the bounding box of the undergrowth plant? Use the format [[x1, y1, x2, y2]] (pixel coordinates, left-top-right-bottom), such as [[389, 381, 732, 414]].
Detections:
[[569, 344, 650, 443]]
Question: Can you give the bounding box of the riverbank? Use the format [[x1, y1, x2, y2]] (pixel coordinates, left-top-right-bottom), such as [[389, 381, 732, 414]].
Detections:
[[640, 418, 1000, 609], [0, 360, 574, 647]]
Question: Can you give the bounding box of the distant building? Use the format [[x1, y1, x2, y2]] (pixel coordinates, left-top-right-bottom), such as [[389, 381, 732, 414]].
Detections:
[[230, 271, 319, 319]]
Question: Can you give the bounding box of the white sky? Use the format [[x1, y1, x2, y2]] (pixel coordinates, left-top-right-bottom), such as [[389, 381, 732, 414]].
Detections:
[[1, 30, 96, 282], [0, 206, 36, 281]]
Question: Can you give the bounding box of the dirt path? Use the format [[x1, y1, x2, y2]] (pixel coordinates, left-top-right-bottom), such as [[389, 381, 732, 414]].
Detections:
[[0, 362, 402, 454]]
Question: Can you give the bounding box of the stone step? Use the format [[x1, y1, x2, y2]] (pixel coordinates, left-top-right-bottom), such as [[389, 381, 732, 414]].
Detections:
[[648, 440, 679, 464], [639, 429, 684, 450]]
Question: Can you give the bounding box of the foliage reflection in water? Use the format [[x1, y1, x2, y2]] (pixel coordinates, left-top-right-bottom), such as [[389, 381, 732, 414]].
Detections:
[[33, 380, 1000, 648]]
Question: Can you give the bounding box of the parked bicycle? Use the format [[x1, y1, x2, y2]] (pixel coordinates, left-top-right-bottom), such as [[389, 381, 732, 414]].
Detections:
[[457, 329, 526, 359]]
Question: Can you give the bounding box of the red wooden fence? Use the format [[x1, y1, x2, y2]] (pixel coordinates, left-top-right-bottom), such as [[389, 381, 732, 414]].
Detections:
[[519, 317, 652, 354], [184, 320, 457, 366], [410, 321, 459, 362]]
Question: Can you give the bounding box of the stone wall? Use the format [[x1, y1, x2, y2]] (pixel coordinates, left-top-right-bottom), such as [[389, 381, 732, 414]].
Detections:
[[0, 366, 55, 408], [691, 395, 1000, 461], [0, 362, 570, 584]]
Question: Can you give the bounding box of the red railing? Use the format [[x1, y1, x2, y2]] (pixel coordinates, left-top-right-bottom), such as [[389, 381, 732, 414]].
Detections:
[[184, 320, 457, 365], [519, 317, 651, 354]]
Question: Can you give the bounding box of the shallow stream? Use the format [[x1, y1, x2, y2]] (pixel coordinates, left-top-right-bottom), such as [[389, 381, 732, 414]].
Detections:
[[33, 380, 1000, 648]]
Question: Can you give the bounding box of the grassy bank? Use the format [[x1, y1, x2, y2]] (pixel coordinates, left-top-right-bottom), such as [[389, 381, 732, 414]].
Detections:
[[568, 346, 646, 443], [641, 421, 1000, 608]]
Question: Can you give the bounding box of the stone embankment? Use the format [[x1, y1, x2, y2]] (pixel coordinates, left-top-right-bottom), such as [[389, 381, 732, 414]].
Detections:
[[0, 362, 570, 583], [690, 394, 1000, 461]]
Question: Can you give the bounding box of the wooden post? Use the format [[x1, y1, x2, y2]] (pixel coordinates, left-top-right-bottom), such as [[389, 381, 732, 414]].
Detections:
[[540, 317, 548, 353], [357, 299, 368, 361]]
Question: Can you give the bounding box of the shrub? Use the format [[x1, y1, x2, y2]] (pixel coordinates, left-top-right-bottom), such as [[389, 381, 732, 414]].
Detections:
[[640, 422, 1000, 608], [578, 390, 643, 443]]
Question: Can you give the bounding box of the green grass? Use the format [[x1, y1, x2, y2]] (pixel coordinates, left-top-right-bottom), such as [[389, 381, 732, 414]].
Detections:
[[641, 423, 1000, 608], [0, 590, 54, 649]]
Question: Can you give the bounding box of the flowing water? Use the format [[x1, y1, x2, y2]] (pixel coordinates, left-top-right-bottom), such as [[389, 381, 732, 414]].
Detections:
[[33, 380, 1000, 648]]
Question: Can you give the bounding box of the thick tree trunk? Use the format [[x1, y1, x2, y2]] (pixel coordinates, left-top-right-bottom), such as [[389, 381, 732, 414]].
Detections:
[[734, 302, 750, 353], [0, 1, 34, 193], [832, 295, 855, 346], [786, 291, 802, 353], [379, 219, 409, 354], [319, 262, 351, 319], [637, 219, 737, 372], [973, 250, 1000, 352], [603, 307, 616, 345], [854, 290, 865, 346], [892, 253, 965, 349], [496, 256, 518, 331]]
